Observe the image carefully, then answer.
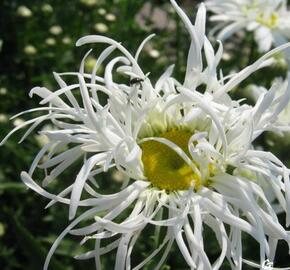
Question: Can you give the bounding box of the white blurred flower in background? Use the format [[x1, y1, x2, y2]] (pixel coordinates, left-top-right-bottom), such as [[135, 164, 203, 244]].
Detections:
[[41, 4, 53, 13], [80, 0, 100, 7], [0, 88, 7, 95], [23, 45, 37, 55], [34, 125, 53, 147], [12, 118, 25, 127], [105, 13, 116, 22], [17, 5, 32, 18], [62, 36, 72, 45], [49, 25, 63, 36], [0, 114, 8, 123], [97, 8, 106, 15], [148, 49, 160, 58], [206, 0, 290, 52], [94, 22, 108, 33], [45, 38, 56, 46]]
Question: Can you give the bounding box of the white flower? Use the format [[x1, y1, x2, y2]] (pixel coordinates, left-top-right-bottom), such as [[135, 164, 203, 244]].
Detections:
[[105, 13, 116, 22], [34, 125, 52, 147], [148, 49, 160, 58], [80, 0, 99, 7], [2, 1, 290, 270], [17, 5, 32, 18], [12, 118, 25, 127], [49, 25, 63, 35], [97, 8, 106, 15], [34, 134, 50, 147], [94, 23, 108, 33], [62, 36, 72, 45], [111, 169, 126, 182], [206, 0, 290, 52], [0, 88, 7, 95], [24, 45, 37, 55], [0, 114, 8, 123], [45, 38, 56, 46], [42, 4, 53, 13], [0, 222, 5, 237], [222, 51, 232, 61]]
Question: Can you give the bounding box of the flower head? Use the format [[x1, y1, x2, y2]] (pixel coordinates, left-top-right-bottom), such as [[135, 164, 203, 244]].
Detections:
[[0, 87, 7, 95], [45, 38, 56, 46], [0, 114, 8, 123], [105, 13, 116, 22], [206, 0, 290, 52], [80, 0, 100, 7], [94, 22, 109, 33], [17, 5, 32, 18], [2, 1, 290, 269], [49, 25, 63, 35], [41, 4, 53, 13], [24, 45, 37, 55], [62, 36, 72, 45]]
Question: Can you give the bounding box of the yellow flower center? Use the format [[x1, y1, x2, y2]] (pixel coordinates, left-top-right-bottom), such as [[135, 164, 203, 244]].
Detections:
[[140, 129, 200, 191], [256, 12, 279, 28]]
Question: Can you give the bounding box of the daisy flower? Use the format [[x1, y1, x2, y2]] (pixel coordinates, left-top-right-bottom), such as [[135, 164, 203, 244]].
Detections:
[[206, 0, 290, 53], [246, 74, 290, 131], [2, 1, 290, 269]]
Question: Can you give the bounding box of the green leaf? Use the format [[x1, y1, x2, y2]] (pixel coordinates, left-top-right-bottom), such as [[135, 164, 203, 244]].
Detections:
[[5, 211, 66, 270], [0, 182, 26, 192]]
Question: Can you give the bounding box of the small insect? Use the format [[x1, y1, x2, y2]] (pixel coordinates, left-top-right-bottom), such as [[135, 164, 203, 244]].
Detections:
[[129, 77, 144, 88], [129, 73, 150, 90]]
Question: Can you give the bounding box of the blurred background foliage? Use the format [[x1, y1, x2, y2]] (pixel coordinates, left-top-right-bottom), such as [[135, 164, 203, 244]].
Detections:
[[0, 0, 290, 269]]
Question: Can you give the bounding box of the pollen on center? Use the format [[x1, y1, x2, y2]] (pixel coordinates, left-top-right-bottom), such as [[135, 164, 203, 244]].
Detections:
[[140, 129, 200, 191]]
